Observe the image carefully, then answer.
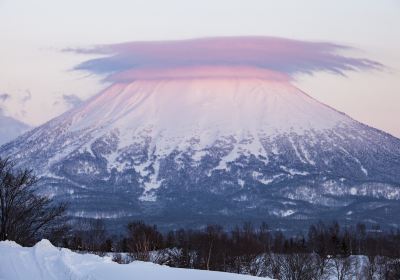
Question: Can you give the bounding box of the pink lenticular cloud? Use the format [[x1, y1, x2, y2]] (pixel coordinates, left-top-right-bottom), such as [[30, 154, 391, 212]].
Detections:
[[69, 36, 382, 81], [108, 66, 290, 82]]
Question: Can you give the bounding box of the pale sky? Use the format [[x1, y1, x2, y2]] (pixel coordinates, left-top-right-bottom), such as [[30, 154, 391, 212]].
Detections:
[[0, 0, 399, 137]]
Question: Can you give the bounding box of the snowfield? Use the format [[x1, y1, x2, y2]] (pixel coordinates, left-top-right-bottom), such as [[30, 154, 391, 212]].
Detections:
[[0, 240, 270, 280]]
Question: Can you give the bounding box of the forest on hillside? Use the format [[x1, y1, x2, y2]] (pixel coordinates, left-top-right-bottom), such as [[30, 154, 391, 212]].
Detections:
[[1, 157, 400, 279]]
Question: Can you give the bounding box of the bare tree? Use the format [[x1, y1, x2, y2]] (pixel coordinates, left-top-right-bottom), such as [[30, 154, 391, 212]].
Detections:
[[264, 253, 282, 279], [246, 255, 268, 277], [279, 253, 320, 280], [87, 219, 109, 253], [362, 255, 379, 280], [0, 158, 67, 245], [308, 222, 333, 279], [332, 256, 355, 280], [126, 221, 163, 261], [387, 259, 400, 280]]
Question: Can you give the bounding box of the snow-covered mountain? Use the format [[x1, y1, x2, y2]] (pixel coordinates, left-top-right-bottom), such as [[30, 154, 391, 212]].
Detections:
[[1, 67, 400, 230], [0, 113, 31, 145]]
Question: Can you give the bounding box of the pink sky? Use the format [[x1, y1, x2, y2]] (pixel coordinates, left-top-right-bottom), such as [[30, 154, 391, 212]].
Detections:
[[0, 0, 399, 138]]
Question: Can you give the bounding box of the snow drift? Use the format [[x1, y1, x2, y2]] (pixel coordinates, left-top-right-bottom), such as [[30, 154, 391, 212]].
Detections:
[[0, 239, 269, 280]]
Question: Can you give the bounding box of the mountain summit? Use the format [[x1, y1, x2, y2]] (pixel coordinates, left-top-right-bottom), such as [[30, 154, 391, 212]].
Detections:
[[1, 66, 399, 230]]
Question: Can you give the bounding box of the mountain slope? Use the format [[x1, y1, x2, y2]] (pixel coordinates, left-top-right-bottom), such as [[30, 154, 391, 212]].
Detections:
[[0, 113, 31, 145], [1, 69, 400, 230]]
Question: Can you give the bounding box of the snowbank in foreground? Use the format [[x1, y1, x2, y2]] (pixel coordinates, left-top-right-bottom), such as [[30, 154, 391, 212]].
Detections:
[[0, 240, 269, 280]]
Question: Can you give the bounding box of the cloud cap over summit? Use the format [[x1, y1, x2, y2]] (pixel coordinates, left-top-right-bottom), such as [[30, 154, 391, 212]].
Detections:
[[68, 36, 382, 82]]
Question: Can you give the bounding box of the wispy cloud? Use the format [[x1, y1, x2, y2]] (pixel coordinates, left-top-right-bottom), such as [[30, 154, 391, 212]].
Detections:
[[53, 94, 83, 110], [67, 36, 382, 82], [0, 93, 11, 102], [62, 94, 83, 108], [21, 90, 32, 104], [0, 93, 11, 116]]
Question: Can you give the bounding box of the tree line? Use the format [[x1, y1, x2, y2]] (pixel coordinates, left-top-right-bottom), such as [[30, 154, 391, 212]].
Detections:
[[57, 219, 400, 279]]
